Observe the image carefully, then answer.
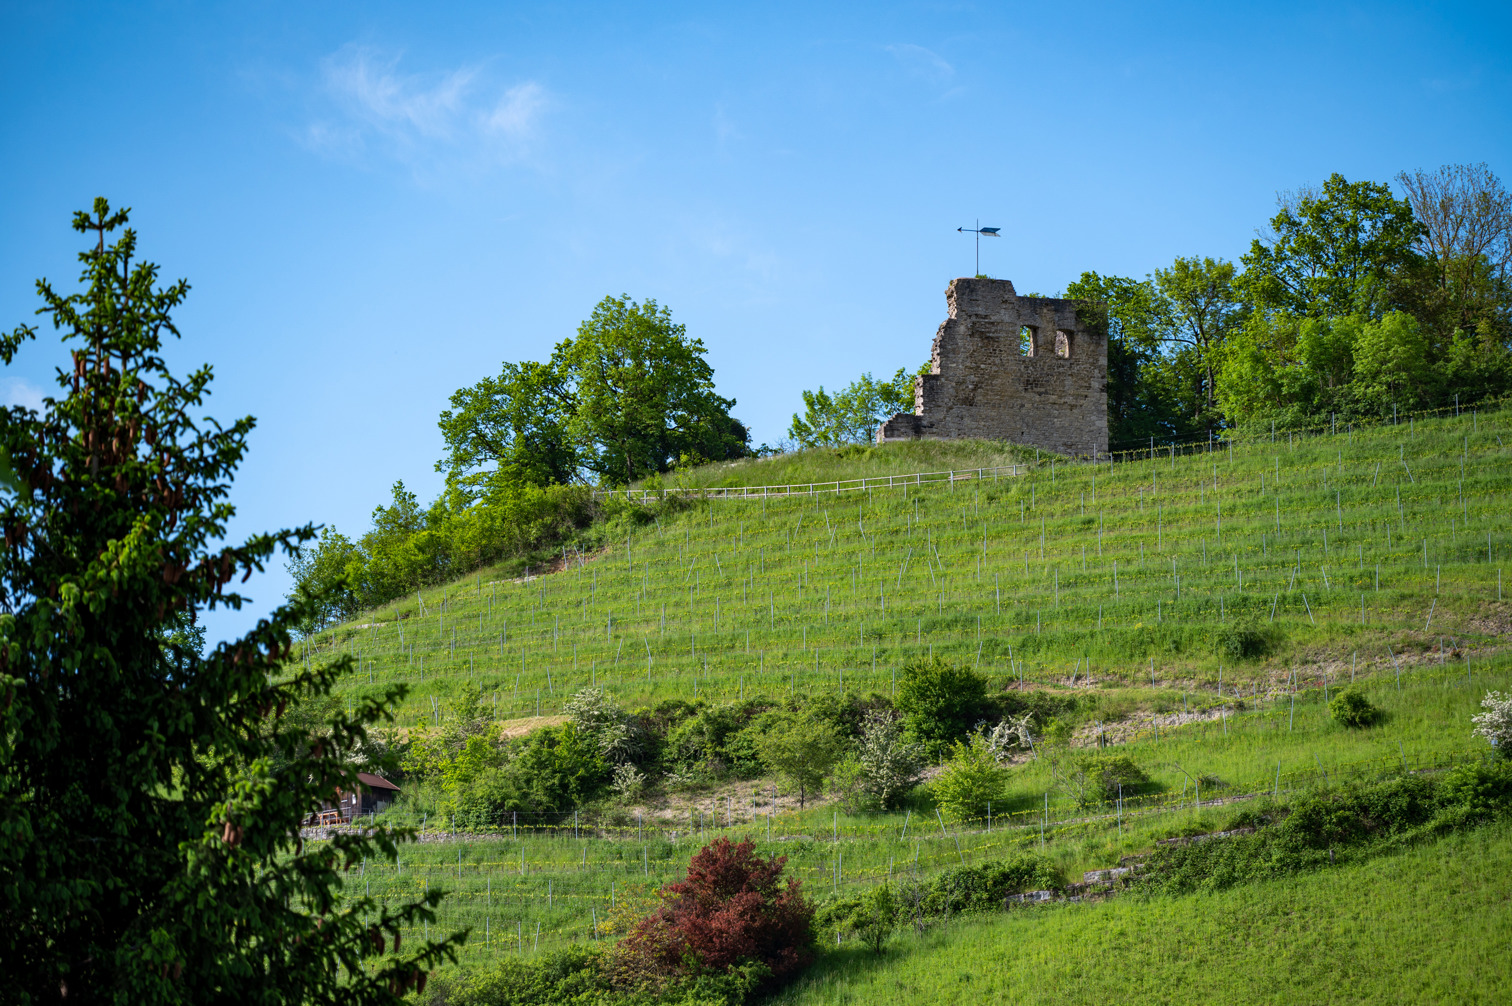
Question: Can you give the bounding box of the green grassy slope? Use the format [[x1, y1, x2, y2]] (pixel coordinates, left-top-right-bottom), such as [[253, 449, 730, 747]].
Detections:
[[300, 408, 1512, 965], [647, 439, 1037, 492], [320, 664, 1512, 965], [313, 407, 1511, 724], [769, 820, 1512, 1006]]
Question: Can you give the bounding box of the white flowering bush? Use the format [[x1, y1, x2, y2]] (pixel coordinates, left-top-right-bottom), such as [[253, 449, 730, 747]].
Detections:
[[983, 713, 1035, 762], [563, 687, 643, 763], [1471, 691, 1512, 754], [609, 762, 646, 802], [856, 711, 925, 809]]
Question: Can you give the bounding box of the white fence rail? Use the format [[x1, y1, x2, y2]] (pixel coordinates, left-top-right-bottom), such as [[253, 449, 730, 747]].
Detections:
[[594, 463, 1027, 502]]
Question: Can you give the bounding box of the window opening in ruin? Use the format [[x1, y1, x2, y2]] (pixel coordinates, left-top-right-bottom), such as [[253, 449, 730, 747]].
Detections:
[[1019, 325, 1035, 357], [1055, 330, 1072, 358]]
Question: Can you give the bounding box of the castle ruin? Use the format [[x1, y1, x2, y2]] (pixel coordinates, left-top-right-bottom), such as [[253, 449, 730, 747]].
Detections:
[[876, 277, 1108, 456]]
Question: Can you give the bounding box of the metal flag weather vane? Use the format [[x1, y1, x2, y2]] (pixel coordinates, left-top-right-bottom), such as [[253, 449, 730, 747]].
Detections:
[[957, 220, 1000, 276]]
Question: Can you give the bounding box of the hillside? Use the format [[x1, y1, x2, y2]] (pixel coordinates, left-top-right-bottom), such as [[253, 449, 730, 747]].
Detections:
[[771, 820, 1512, 1005], [312, 405, 1510, 724], [297, 405, 1512, 970]]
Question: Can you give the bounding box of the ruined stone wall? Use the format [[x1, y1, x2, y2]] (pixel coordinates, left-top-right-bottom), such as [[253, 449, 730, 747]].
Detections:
[[877, 277, 1108, 456]]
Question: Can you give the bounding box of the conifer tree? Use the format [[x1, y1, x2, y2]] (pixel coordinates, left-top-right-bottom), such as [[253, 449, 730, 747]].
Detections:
[[0, 200, 462, 1004]]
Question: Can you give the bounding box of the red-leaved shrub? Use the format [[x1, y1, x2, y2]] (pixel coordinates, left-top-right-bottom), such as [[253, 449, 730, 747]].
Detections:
[[615, 838, 814, 987]]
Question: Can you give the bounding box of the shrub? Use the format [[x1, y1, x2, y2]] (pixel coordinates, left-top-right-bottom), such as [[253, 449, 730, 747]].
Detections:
[[1471, 690, 1512, 755], [804, 691, 877, 741], [1330, 689, 1383, 728], [418, 944, 762, 1006], [982, 714, 1034, 761], [611, 762, 647, 803], [505, 722, 608, 815], [723, 705, 785, 777], [565, 687, 645, 764], [1273, 775, 1440, 854], [1136, 774, 1479, 897], [932, 734, 1008, 820], [824, 756, 872, 813], [895, 656, 988, 754], [996, 688, 1079, 727], [855, 711, 925, 810], [614, 838, 814, 989], [1214, 621, 1270, 660], [1045, 747, 1152, 809], [816, 855, 1059, 942], [1086, 754, 1154, 804], [839, 884, 897, 955], [1438, 760, 1512, 816], [921, 856, 1062, 914], [667, 703, 768, 778]]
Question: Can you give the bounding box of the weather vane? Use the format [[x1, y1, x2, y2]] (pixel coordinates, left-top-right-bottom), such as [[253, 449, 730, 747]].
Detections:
[[957, 220, 1000, 276]]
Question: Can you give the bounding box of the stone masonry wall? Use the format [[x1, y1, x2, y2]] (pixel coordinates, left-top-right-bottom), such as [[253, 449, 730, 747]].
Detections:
[[876, 277, 1108, 456]]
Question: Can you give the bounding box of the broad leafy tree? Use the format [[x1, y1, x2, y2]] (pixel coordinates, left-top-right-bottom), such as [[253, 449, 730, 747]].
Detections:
[[0, 201, 461, 1004], [284, 525, 360, 634], [436, 359, 579, 497], [561, 296, 747, 484], [1067, 271, 1210, 449], [787, 368, 917, 448], [1241, 172, 1422, 319], [1153, 255, 1243, 435], [854, 711, 924, 810], [756, 714, 843, 809], [440, 296, 746, 489]]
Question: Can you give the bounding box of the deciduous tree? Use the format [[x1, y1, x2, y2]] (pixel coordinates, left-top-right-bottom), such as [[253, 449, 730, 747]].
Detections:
[[855, 711, 924, 809], [562, 296, 747, 484], [757, 714, 843, 809], [436, 359, 579, 495], [1241, 173, 1422, 320], [1396, 162, 1512, 343], [787, 368, 917, 448], [1154, 255, 1243, 433], [1067, 271, 1213, 449]]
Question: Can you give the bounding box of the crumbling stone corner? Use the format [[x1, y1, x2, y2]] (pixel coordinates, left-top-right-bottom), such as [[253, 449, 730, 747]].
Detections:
[[877, 277, 1108, 456]]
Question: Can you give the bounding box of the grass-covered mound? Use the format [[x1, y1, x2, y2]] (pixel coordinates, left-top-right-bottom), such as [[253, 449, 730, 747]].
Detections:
[[646, 439, 1038, 492]]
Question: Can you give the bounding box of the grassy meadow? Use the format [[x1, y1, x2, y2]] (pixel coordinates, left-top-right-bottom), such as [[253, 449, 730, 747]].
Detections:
[[300, 405, 1512, 967], [769, 819, 1512, 1005]]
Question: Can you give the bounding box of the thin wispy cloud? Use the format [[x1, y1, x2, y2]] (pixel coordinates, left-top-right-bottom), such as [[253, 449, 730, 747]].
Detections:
[[885, 43, 955, 84], [712, 104, 742, 148], [305, 44, 549, 172]]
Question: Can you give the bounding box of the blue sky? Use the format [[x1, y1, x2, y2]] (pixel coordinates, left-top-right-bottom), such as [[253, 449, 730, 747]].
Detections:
[[3, 1, 1509, 643]]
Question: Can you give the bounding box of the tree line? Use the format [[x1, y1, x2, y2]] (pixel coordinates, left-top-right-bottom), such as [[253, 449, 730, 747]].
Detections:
[[790, 164, 1512, 450], [288, 296, 750, 631]]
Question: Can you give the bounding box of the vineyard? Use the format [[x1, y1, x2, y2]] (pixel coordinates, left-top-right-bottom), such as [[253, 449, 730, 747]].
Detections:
[[770, 819, 1512, 1004], [297, 405, 1512, 965]]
